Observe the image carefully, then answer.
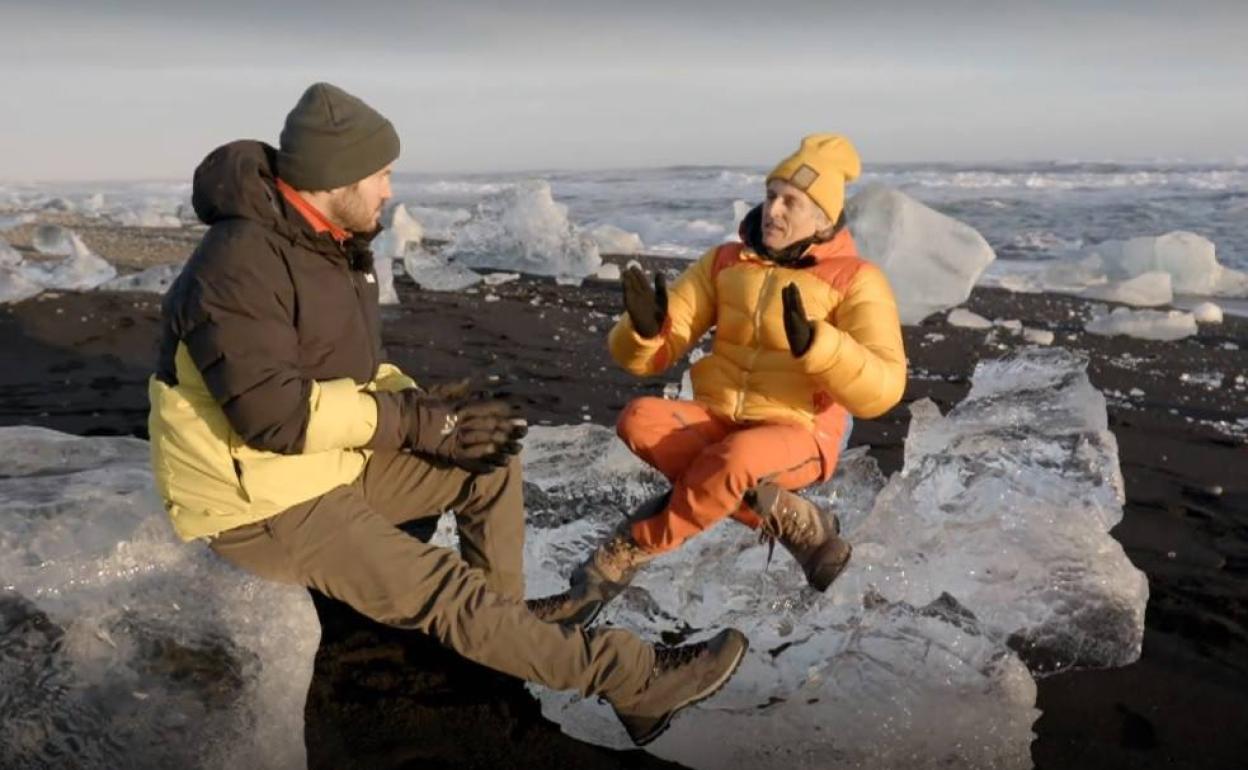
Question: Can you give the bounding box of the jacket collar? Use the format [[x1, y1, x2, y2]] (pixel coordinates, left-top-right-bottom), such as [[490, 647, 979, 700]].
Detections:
[[737, 203, 857, 267], [274, 178, 350, 243]]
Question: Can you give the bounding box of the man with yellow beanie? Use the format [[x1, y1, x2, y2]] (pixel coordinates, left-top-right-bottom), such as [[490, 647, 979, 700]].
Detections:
[[531, 134, 907, 625]]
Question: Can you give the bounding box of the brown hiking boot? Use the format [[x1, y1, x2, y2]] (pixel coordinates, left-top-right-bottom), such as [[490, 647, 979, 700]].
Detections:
[[746, 482, 852, 591], [527, 532, 659, 625], [527, 495, 669, 626], [610, 629, 749, 746]]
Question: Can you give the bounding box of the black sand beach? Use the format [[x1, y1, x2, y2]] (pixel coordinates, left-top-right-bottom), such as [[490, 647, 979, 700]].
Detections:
[[0, 224, 1245, 769]]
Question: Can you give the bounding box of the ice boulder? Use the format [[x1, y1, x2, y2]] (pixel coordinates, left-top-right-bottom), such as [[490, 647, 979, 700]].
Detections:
[[0, 234, 21, 266], [374, 203, 425, 259], [1023, 328, 1055, 345], [947, 307, 993, 329], [589, 224, 644, 256], [21, 230, 116, 291], [1, 264, 43, 304], [2, 235, 42, 304], [99, 262, 184, 294], [1086, 307, 1199, 341], [445, 180, 602, 280], [1086, 231, 1248, 297], [0, 427, 319, 770], [523, 348, 1145, 768], [32, 223, 74, 256], [846, 184, 996, 324], [374, 252, 399, 305], [1191, 301, 1223, 324], [403, 249, 482, 293]]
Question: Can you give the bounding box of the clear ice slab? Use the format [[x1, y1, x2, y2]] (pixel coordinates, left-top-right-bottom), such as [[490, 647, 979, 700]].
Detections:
[[522, 347, 1146, 769], [0, 427, 318, 770]]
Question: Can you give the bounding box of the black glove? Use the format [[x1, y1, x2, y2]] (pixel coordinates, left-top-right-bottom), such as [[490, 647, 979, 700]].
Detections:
[[401, 392, 528, 473], [622, 266, 667, 339], [781, 282, 815, 357]]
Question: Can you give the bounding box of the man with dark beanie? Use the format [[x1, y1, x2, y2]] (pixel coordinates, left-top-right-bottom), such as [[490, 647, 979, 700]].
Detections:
[[147, 81, 747, 748]]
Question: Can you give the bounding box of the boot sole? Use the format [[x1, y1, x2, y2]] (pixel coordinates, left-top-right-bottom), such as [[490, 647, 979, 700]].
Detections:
[[630, 631, 750, 747]]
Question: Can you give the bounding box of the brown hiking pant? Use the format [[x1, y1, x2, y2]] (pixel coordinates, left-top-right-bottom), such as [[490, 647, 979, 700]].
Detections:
[[209, 450, 653, 701]]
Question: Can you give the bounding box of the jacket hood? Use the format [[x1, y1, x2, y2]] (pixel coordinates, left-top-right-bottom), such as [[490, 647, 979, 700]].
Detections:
[[191, 140, 286, 228], [191, 140, 378, 265]]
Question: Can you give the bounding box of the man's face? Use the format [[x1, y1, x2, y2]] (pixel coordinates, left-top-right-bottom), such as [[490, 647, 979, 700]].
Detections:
[[761, 179, 827, 251], [328, 164, 393, 234]]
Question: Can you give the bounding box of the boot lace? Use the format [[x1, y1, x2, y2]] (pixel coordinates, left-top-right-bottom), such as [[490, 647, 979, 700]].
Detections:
[[652, 639, 709, 676], [755, 495, 827, 568]]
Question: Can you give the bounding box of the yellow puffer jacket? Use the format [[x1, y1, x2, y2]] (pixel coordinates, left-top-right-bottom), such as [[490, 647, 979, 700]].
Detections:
[[609, 229, 906, 470], [148, 345, 417, 541]]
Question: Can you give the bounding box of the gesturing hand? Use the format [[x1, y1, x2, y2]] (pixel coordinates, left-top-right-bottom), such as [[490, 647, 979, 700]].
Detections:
[[402, 393, 528, 474], [781, 282, 815, 357], [622, 265, 668, 339]]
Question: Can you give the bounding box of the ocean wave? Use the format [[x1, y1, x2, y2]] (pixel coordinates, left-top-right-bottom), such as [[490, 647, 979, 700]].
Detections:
[[871, 168, 1248, 192]]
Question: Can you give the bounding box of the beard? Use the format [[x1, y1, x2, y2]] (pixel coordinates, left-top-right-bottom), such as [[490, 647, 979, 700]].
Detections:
[[328, 185, 380, 234]]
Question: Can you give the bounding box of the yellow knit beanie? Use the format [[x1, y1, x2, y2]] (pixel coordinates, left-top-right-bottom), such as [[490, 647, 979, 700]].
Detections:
[[766, 134, 862, 222]]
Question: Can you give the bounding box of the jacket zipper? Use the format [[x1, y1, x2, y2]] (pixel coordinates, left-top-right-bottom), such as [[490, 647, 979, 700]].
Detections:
[[735, 264, 776, 420]]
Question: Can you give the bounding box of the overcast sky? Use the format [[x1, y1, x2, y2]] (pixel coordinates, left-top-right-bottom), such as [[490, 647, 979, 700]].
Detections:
[[3, 0, 1246, 181]]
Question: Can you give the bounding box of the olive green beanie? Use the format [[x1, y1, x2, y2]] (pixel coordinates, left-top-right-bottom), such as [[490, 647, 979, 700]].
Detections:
[[277, 82, 400, 191]]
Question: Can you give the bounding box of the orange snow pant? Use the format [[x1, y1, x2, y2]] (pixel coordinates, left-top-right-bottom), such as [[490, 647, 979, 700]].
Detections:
[[616, 396, 853, 554]]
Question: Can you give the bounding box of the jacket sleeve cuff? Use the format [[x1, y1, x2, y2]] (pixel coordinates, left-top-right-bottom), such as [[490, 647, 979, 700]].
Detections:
[[363, 390, 408, 450], [608, 316, 669, 375], [798, 320, 844, 374]]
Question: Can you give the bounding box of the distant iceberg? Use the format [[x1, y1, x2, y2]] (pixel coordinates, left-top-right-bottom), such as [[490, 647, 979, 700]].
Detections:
[[444, 180, 602, 280]]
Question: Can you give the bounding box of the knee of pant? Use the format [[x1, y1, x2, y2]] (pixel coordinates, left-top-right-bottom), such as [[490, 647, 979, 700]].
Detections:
[[693, 444, 756, 494], [616, 396, 666, 447], [471, 452, 521, 493]]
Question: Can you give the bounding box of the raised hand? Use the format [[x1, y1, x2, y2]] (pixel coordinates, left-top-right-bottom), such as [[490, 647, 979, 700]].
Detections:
[[781, 282, 814, 357], [622, 265, 668, 339]]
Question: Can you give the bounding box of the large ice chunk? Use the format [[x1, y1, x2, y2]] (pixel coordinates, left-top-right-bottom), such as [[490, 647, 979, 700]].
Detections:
[[20, 230, 116, 291], [1, 264, 44, 304], [373, 203, 425, 259], [522, 347, 1145, 768], [32, 223, 74, 256], [589, 224, 644, 256], [402, 249, 482, 293], [2, 236, 43, 304], [445, 181, 602, 279], [846, 184, 996, 324], [0, 427, 319, 770], [845, 350, 1147, 672], [1088, 231, 1247, 296], [372, 204, 426, 305], [0, 235, 21, 266]]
